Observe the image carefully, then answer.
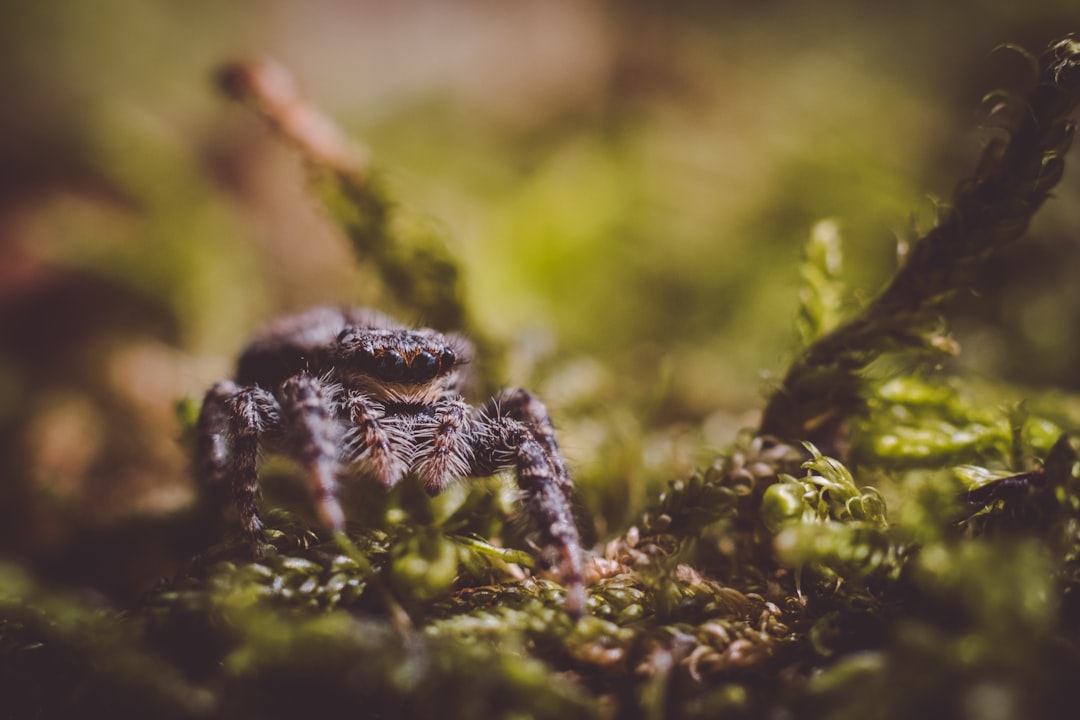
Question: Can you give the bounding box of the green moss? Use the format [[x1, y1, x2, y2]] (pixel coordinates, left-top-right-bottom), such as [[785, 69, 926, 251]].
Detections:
[[759, 37, 1080, 446]]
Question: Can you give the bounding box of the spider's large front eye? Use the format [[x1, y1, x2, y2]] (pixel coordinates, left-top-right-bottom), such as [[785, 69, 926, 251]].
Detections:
[[411, 351, 439, 381], [376, 351, 406, 381]]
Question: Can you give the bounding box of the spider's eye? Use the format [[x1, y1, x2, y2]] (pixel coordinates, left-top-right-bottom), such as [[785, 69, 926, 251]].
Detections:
[[412, 351, 439, 381], [375, 351, 406, 381], [440, 348, 456, 369]]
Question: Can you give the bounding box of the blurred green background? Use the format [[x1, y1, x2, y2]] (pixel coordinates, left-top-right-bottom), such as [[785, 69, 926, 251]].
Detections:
[[0, 0, 1076, 598]]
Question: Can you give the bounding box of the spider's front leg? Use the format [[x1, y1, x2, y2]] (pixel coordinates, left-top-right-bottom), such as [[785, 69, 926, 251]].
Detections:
[[223, 385, 283, 549], [277, 374, 346, 531], [476, 389, 586, 618], [202, 374, 346, 555]]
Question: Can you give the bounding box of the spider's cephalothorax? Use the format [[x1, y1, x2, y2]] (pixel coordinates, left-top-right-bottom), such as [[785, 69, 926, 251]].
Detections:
[[195, 307, 585, 616]]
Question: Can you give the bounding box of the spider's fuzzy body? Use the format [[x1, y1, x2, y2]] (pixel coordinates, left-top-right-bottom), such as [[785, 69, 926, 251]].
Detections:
[[196, 307, 585, 616]]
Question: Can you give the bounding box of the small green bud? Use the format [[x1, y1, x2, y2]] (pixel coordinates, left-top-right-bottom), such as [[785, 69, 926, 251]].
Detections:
[[761, 482, 807, 533]]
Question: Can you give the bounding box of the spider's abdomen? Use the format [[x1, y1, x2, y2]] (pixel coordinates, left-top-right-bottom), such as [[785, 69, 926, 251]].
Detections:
[[236, 340, 327, 389]]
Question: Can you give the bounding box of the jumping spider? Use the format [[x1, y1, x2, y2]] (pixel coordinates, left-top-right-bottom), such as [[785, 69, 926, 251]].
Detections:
[[195, 306, 585, 616]]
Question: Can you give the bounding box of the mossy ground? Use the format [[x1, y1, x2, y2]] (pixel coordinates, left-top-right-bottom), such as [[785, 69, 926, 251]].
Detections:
[[6, 411, 1080, 719]]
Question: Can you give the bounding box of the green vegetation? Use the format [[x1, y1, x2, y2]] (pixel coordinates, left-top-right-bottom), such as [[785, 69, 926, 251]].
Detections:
[[2, 20, 1080, 720]]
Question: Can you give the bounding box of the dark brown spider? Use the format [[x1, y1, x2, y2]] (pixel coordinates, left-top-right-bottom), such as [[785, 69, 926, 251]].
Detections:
[[195, 306, 585, 616]]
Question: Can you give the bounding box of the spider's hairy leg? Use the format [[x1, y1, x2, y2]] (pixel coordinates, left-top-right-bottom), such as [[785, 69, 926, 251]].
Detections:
[[279, 374, 346, 530], [483, 389, 570, 488], [343, 391, 408, 488], [488, 421, 586, 618], [195, 380, 240, 508], [228, 386, 283, 552], [415, 399, 473, 494], [477, 390, 585, 619]]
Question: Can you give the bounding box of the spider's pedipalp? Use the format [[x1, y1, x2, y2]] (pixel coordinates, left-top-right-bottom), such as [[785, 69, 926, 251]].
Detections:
[[415, 399, 474, 494], [342, 390, 408, 488]]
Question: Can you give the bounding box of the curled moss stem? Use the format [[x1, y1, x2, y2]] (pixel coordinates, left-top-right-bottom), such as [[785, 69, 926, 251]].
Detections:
[[759, 36, 1080, 445]]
